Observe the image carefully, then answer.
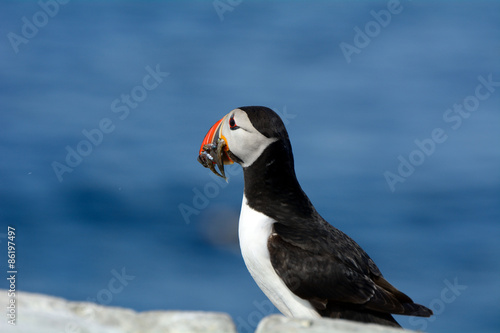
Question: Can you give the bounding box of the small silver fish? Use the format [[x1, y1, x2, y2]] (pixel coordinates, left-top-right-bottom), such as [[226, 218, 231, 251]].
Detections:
[[197, 139, 228, 180]]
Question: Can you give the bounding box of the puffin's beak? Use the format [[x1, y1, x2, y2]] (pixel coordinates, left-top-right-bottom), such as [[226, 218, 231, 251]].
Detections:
[[198, 115, 234, 180]]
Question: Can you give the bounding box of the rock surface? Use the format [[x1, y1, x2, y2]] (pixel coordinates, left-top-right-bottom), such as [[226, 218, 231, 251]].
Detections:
[[0, 290, 422, 333], [0, 290, 237, 333], [256, 314, 414, 333]]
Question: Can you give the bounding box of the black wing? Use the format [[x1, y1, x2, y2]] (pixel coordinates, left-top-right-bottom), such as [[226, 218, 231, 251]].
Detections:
[[268, 218, 432, 327]]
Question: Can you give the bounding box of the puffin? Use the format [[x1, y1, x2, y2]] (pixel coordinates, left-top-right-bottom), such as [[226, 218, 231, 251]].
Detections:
[[197, 106, 432, 327]]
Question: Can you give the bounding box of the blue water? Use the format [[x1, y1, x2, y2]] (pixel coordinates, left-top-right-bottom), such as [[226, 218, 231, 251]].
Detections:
[[1, 1, 499, 332]]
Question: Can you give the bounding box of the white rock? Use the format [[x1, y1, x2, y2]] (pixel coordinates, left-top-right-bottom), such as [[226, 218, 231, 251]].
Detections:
[[0, 290, 425, 333], [0, 290, 237, 333], [256, 314, 419, 333]]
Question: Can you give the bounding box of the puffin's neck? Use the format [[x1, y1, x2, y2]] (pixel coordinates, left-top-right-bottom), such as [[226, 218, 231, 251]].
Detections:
[[242, 140, 316, 222]]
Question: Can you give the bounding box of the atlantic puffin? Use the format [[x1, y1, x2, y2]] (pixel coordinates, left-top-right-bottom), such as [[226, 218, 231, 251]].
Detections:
[[197, 106, 432, 327]]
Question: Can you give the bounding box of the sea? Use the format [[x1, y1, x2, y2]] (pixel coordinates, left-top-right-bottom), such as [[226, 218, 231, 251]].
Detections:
[[0, 1, 499, 332]]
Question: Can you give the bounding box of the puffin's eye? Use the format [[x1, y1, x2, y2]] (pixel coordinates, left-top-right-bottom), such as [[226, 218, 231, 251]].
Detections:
[[229, 116, 238, 129]]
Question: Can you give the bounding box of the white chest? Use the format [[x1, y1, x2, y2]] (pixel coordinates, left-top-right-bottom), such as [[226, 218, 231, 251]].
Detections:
[[238, 195, 320, 319]]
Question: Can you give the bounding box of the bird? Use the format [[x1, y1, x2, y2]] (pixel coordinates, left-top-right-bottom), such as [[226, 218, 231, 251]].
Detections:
[[197, 106, 433, 327]]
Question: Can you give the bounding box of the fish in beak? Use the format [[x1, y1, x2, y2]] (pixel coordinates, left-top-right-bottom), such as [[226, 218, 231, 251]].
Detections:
[[198, 115, 234, 180]]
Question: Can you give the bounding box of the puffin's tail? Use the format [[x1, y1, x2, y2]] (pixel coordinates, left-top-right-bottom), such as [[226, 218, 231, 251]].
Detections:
[[402, 301, 433, 317], [320, 300, 432, 328], [337, 308, 402, 327]]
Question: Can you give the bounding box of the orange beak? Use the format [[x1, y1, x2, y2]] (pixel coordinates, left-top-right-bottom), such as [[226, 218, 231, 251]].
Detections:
[[198, 115, 234, 179], [199, 117, 225, 155]]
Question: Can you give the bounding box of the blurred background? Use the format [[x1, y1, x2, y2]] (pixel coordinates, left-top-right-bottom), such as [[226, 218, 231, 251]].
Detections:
[[1, 1, 499, 332]]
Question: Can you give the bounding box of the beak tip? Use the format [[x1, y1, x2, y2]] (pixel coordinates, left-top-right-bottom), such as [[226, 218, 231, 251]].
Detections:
[[199, 115, 235, 180]]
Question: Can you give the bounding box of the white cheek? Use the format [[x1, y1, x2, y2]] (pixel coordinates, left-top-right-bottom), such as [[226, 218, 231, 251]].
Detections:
[[225, 128, 277, 168], [220, 109, 277, 167]]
